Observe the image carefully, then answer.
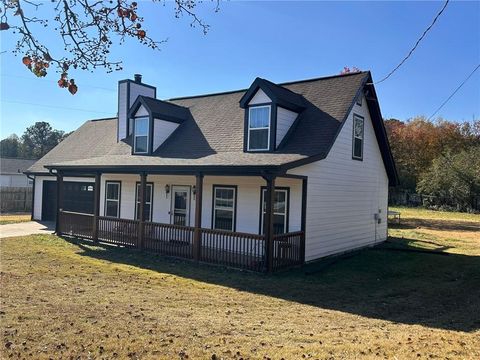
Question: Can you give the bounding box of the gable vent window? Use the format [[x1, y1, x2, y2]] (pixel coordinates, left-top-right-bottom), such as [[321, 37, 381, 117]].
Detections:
[[352, 114, 364, 160], [248, 106, 270, 151], [134, 117, 149, 153]]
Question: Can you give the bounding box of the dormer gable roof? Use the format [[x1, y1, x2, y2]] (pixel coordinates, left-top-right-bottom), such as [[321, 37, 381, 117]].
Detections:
[[239, 77, 306, 112], [128, 95, 190, 124]]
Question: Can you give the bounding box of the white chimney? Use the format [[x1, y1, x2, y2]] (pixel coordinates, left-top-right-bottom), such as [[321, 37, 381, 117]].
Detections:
[[117, 74, 156, 141]]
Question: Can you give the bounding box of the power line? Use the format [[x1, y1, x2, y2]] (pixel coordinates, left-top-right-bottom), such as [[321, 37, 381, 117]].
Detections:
[[1, 99, 114, 115], [375, 0, 450, 84], [0, 73, 117, 92], [428, 63, 480, 121]]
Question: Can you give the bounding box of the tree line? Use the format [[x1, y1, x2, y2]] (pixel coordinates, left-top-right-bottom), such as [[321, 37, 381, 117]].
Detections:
[[384, 117, 480, 211], [0, 122, 70, 160]]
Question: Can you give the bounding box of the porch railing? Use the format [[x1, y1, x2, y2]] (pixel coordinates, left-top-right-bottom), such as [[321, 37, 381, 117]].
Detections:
[[58, 211, 94, 239], [98, 216, 139, 247], [200, 228, 265, 272], [144, 221, 195, 259], [58, 210, 304, 272], [272, 231, 305, 271]]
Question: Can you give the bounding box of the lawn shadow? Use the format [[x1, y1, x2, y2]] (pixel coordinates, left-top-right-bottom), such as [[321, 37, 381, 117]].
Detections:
[[389, 218, 479, 232], [65, 236, 480, 333]]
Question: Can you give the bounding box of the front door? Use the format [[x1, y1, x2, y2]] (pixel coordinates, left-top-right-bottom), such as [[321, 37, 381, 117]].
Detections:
[[170, 186, 190, 226]]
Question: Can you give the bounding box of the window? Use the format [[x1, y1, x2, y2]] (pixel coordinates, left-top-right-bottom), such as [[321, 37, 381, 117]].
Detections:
[[248, 106, 270, 151], [135, 183, 153, 221], [261, 188, 289, 235], [105, 181, 121, 218], [352, 114, 364, 160], [212, 186, 236, 231], [134, 117, 149, 153]]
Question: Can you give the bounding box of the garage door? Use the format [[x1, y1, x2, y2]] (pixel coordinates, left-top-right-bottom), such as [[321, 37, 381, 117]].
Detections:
[[42, 181, 95, 221]]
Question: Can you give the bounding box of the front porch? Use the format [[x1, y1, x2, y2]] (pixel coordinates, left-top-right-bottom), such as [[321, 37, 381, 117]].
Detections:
[[55, 170, 306, 272]]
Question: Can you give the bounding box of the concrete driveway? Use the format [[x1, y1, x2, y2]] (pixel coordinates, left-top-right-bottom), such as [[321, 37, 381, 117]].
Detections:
[[0, 221, 55, 238]]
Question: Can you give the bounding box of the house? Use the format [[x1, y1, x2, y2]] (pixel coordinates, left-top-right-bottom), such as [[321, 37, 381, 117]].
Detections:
[[25, 71, 398, 272], [1, 158, 36, 187]]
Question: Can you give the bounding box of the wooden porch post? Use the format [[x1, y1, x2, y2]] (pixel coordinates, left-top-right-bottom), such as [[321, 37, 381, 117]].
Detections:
[[92, 172, 101, 242], [263, 174, 276, 273], [55, 171, 64, 235], [193, 173, 204, 261], [138, 172, 147, 250]]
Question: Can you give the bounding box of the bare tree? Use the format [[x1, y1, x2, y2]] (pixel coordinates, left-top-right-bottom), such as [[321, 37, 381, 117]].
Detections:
[[0, 0, 219, 94]]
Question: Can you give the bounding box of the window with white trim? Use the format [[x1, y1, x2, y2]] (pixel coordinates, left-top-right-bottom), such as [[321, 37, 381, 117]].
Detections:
[[135, 183, 153, 221], [248, 106, 270, 151], [261, 188, 289, 235], [134, 117, 149, 153], [213, 186, 236, 231], [105, 181, 120, 218], [352, 114, 364, 160]]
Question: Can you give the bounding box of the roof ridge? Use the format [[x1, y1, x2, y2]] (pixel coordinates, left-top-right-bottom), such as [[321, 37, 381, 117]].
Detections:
[[167, 71, 369, 101], [139, 95, 190, 110], [90, 117, 117, 122]]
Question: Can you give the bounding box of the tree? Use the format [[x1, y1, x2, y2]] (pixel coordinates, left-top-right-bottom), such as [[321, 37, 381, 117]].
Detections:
[[417, 147, 480, 211], [0, 134, 21, 158], [21, 121, 66, 158], [0, 0, 219, 94], [384, 117, 480, 190]]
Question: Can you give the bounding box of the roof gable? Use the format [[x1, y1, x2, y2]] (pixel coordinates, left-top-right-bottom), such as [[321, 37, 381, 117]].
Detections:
[[239, 77, 306, 112], [128, 96, 190, 124]]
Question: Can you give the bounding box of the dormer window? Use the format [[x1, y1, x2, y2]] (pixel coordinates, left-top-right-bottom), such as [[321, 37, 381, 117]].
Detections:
[[134, 117, 149, 154], [247, 105, 271, 151]]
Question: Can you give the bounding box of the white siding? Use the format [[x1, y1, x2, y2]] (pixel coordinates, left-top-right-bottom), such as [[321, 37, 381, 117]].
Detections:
[[117, 81, 156, 140], [288, 95, 389, 261], [33, 176, 95, 220], [249, 89, 271, 105], [99, 174, 302, 234], [117, 81, 128, 140], [276, 106, 297, 147], [134, 105, 149, 117], [153, 119, 179, 151], [0, 174, 32, 187]]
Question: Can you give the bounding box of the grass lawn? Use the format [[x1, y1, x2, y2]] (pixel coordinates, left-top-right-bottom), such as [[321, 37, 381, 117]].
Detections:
[[1, 209, 479, 359], [0, 213, 31, 225]]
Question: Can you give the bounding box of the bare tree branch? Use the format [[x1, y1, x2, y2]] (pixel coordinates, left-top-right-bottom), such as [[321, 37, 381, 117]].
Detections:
[[0, 0, 219, 94]]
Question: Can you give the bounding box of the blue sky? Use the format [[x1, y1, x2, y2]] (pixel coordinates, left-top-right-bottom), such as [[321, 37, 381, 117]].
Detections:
[[1, 0, 479, 138]]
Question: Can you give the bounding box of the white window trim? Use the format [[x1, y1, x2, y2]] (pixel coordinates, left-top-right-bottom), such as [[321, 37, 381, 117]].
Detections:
[[105, 181, 121, 218], [135, 183, 153, 221], [247, 105, 271, 151], [261, 188, 288, 234], [352, 114, 364, 160], [213, 186, 236, 231], [134, 116, 149, 154]]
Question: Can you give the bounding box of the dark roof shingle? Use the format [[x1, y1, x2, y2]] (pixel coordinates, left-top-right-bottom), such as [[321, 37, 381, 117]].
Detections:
[[29, 72, 383, 177]]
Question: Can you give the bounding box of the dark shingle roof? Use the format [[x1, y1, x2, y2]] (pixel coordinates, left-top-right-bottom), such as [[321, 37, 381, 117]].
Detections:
[[27, 118, 119, 173], [1, 158, 36, 174], [29, 72, 398, 183], [130, 96, 190, 123]]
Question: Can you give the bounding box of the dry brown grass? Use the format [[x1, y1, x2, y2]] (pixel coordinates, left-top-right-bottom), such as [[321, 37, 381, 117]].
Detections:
[[0, 213, 31, 225], [1, 208, 479, 359]]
